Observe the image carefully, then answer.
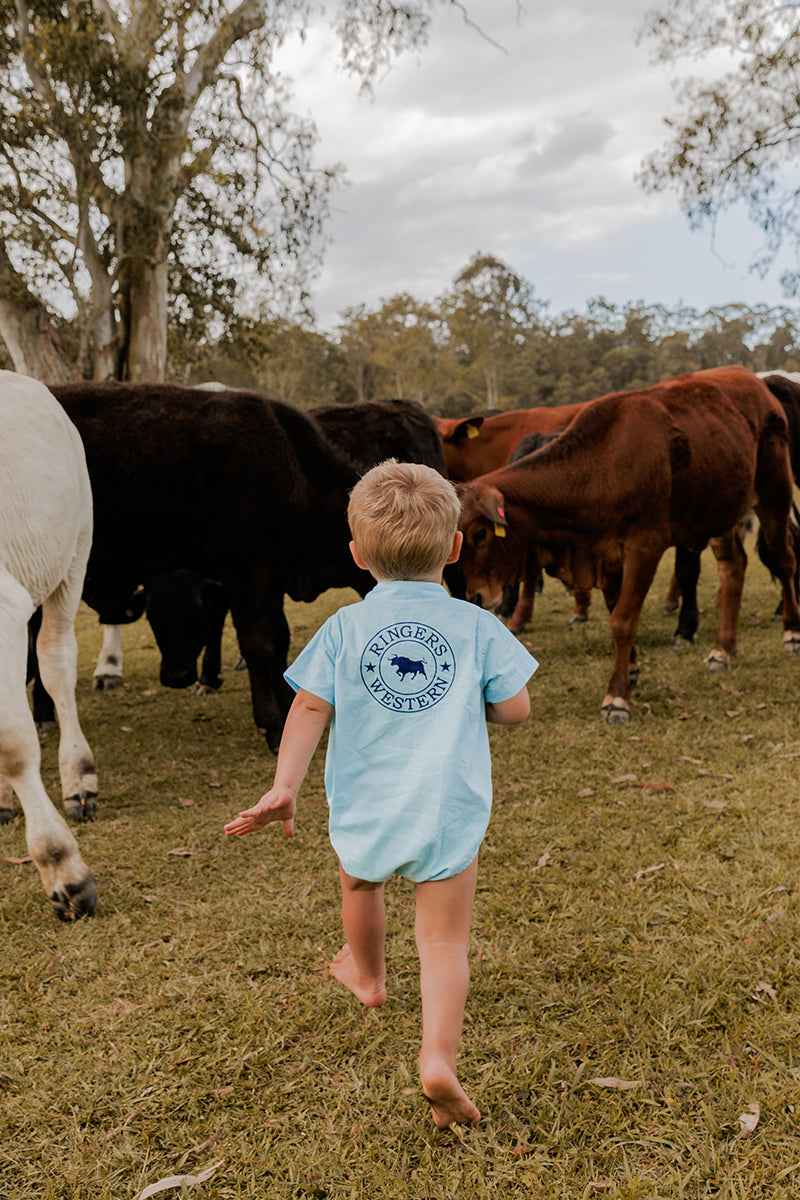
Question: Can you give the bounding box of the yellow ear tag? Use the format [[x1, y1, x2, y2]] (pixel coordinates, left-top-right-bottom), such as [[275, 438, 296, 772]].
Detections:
[[494, 523, 506, 538], [467, 423, 480, 438]]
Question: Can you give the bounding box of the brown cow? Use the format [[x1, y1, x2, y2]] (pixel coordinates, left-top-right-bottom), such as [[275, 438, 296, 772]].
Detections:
[[435, 404, 593, 627], [434, 404, 591, 482], [457, 366, 800, 723]]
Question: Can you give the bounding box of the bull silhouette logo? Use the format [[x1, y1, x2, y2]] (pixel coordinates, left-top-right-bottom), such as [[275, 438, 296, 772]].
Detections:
[[390, 654, 426, 681], [360, 622, 455, 712]]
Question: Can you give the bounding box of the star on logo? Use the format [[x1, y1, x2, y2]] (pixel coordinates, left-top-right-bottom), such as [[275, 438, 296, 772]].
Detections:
[[365, 661, 376, 673], [441, 661, 451, 672]]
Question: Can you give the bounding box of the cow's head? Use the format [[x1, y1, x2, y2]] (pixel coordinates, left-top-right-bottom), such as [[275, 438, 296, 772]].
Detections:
[[433, 414, 487, 482], [458, 482, 527, 610]]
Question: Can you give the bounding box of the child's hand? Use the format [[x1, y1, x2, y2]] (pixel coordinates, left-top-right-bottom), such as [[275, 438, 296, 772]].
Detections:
[[224, 787, 296, 838]]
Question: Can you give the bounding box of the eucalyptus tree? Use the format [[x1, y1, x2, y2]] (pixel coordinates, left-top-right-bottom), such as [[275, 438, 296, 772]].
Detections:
[[639, 1, 800, 295], [444, 252, 544, 410], [0, 0, 485, 381]]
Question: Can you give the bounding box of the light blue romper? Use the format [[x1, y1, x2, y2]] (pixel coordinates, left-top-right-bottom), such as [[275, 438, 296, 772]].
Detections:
[[284, 581, 538, 883]]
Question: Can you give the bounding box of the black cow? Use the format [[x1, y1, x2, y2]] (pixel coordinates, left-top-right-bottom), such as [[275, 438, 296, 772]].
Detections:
[[43, 388, 446, 750], [133, 399, 449, 697]]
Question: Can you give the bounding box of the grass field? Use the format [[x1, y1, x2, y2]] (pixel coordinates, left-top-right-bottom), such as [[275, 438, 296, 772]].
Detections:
[[2, 543, 800, 1198]]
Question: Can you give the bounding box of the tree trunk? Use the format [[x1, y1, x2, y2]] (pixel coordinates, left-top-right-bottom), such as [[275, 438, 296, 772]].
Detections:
[[0, 298, 80, 383], [120, 257, 169, 382]]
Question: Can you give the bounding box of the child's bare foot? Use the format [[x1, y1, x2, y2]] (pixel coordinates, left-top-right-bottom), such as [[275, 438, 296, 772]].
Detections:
[[419, 1059, 481, 1129], [328, 945, 387, 1007]]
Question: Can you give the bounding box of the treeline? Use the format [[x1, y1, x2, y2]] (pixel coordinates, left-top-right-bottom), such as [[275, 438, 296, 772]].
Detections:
[[170, 255, 800, 416]]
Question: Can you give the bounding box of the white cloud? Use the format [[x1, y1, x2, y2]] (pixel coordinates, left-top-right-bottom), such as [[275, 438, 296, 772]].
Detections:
[[273, 0, 795, 329]]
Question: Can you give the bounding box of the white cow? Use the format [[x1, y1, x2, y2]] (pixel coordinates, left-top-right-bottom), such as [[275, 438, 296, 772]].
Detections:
[[0, 371, 97, 920]]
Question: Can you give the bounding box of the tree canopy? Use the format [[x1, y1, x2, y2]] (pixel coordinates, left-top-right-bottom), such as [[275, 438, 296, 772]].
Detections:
[[638, 0, 800, 295], [0, 0, 479, 381]]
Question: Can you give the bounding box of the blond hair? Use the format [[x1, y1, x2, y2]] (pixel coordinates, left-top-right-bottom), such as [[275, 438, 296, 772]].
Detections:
[[348, 459, 460, 580]]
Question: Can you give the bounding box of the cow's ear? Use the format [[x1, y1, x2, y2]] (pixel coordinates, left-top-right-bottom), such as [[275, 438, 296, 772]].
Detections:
[[475, 486, 508, 531], [451, 415, 485, 441]]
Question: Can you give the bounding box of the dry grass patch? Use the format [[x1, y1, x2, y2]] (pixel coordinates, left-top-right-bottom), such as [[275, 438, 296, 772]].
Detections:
[[1, 554, 800, 1198]]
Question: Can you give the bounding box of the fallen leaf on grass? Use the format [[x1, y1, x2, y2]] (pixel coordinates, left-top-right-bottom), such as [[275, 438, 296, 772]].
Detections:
[[634, 862, 665, 883], [639, 781, 676, 793], [738, 1102, 760, 1135], [133, 1160, 224, 1199], [681, 755, 703, 765], [576, 788, 594, 798], [535, 852, 551, 870], [702, 800, 727, 810], [752, 981, 778, 1001], [168, 847, 209, 858], [590, 1077, 643, 1090], [612, 774, 637, 784], [725, 708, 747, 718]]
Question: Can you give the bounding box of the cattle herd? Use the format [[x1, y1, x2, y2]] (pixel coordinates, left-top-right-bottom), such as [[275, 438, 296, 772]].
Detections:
[[3, 365, 800, 920]]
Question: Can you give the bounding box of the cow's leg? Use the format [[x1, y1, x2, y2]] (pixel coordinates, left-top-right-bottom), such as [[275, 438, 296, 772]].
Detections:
[[38, 584, 98, 820], [672, 544, 701, 646], [754, 428, 800, 651], [568, 587, 592, 625], [0, 573, 95, 919], [195, 589, 229, 694], [495, 583, 520, 621], [27, 607, 57, 732], [705, 530, 746, 671], [0, 775, 14, 823], [661, 563, 681, 613], [507, 574, 539, 633], [601, 551, 660, 723], [228, 578, 293, 752], [93, 624, 124, 690]]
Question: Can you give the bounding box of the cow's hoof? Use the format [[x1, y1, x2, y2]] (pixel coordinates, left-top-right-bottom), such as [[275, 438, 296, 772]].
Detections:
[[36, 719, 58, 736], [660, 600, 679, 614], [93, 673, 123, 691], [233, 656, 247, 672], [0, 806, 14, 825], [783, 631, 800, 654], [193, 680, 222, 696], [600, 698, 630, 723], [705, 648, 731, 673], [63, 792, 97, 821], [259, 726, 282, 754], [567, 612, 589, 625], [51, 874, 97, 922], [671, 635, 694, 650]]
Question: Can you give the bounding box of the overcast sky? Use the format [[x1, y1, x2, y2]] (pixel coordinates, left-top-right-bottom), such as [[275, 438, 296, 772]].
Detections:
[[275, 0, 793, 332]]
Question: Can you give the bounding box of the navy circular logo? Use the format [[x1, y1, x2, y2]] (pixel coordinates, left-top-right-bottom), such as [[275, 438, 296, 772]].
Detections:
[[360, 622, 456, 712]]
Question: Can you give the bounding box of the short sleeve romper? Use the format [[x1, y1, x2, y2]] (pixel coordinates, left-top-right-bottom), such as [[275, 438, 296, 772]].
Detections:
[[285, 580, 538, 884]]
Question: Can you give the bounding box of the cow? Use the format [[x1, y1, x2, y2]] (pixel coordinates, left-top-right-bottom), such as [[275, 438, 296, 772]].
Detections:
[[45, 388, 447, 750], [457, 366, 800, 723], [434, 403, 591, 482], [660, 372, 800, 634], [0, 372, 97, 920], [491, 424, 592, 628]]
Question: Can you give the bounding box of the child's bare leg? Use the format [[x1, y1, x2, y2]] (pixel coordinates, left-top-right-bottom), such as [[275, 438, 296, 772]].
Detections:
[[329, 866, 388, 1007], [415, 857, 480, 1128]]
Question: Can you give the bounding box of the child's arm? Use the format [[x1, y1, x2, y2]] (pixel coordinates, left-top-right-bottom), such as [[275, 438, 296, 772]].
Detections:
[[486, 685, 530, 725], [224, 688, 333, 838]]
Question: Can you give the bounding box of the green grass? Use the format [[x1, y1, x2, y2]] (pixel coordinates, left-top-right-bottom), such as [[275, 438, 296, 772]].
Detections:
[[2, 547, 800, 1198]]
